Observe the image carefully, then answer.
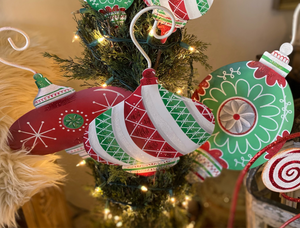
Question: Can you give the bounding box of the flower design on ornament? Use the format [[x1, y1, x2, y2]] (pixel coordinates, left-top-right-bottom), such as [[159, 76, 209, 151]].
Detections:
[[218, 98, 257, 135]]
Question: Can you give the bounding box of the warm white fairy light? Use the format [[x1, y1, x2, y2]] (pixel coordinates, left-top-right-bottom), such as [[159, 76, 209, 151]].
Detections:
[[149, 29, 154, 37], [76, 160, 86, 167], [170, 197, 176, 203], [176, 88, 182, 94], [72, 34, 80, 42], [104, 208, 110, 215], [102, 83, 108, 88], [182, 201, 187, 207], [116, 221, 123, 227], [189, 46, 195, 52], [98, 37, 105, 43], [95, 187, 101, 192], [185, 196, 190, 201], [140, 185, 148, 192], [114, 216, 120, 221]]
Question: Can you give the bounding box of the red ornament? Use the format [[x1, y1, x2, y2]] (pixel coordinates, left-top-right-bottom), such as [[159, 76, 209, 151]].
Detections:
[[9, 75, 131, 155]]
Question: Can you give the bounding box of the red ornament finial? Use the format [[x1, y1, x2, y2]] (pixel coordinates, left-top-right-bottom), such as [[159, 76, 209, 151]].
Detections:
[[140, 68, 158, 85]]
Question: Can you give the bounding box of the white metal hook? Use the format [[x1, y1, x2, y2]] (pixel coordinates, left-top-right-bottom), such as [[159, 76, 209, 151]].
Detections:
[[0, 27, 36, 74], [129, 6, 176, 69], [291, 3, 300, 45]]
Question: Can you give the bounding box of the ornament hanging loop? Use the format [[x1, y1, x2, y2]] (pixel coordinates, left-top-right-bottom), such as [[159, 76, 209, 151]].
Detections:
[[290, 3, 300, 46], [0, 27, 36, 74], [129, 6, 176, 69]]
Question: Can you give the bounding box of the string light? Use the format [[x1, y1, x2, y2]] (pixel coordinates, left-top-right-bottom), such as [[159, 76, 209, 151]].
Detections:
[[102, 76, 114, 87], [98, 37, 105, 43], [182, 201, 188, 207], [72, 34, 80, 42], [185, 196, 190, 201], [139, 185, 148, 192], [76, 160, 86, 167], [114, 216, 120, 221], [116, 221, 123, 227], [149, 29, 154, 37], [104, 208, 110, 215], [170, 197, 176, 203], [176, 88, 182, 94], [102, 83, 107, 87], [95, 187, 101, 193], [189, 46, 195, 52]]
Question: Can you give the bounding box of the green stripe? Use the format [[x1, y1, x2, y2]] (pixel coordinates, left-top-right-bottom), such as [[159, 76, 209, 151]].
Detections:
[[261, 55, 289, 73], [195, 149, 222, 171], [194, 160, 212, 177], [153, 14, 186, 26], [35, 90, 74, 106], [123, 161, 177, 171]]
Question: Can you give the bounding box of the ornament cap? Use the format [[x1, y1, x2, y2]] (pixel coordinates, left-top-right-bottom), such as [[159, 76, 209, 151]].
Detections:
[[140, 68, 157, 85], [33, 73, 52, 89]]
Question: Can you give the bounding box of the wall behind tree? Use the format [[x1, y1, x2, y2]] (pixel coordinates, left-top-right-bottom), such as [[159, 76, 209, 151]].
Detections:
[[0, 0, 295, 217]]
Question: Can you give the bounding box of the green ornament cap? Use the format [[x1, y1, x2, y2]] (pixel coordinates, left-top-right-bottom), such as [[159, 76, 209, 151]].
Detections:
[[33, 73, 75, 108], [33, 73, 52, 89]]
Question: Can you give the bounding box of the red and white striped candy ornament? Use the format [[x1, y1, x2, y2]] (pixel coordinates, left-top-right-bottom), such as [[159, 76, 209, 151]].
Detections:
[[262, 148, 300, 193], [144, 0, 214, 43]]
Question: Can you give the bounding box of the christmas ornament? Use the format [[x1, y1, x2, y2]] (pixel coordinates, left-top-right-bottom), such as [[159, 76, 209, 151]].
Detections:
[[262, 147, 300, 193], [9, 74, 131, 156], [192, 43, 294, 170], [87, 68, 214, 167], [86, 0, 134, 24], [191, 148, 222, 182], [84, 6, 214, 176], [144, 0, 213, 43], [0, 27, 66, 228]]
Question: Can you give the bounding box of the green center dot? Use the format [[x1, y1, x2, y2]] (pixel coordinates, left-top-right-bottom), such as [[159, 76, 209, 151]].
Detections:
[[63, 113, 84, 129]]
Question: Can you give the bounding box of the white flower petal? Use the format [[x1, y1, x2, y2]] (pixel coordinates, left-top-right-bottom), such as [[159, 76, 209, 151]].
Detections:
[[223, 105, 235, 115], [231, 100, 239, 113], [220, 114, 233, 121], [237, 103, 249, 114], [224, 119, 236, 130], [240, 112, 255, 119], [240, 117, 251, 128], [236, 120, 243, 133]]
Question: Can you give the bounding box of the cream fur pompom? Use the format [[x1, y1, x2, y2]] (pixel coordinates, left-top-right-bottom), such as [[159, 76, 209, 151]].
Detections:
[[0, 30, 67, 227]]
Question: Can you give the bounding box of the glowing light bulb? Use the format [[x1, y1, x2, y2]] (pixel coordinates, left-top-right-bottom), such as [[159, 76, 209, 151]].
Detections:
[[171, 197, 176, 203], [95, 187, 101, 192], [104, 208, 110, 215], [116, 221, 123, 227], [185, 196, 190, 201], [140, 186, 148, 192], [98, 37, 105, 43], [176, 89, 182, 94], [189, 46, 195, 52], [72, 34, 80, 42], [76, 160, 86, 167], [114, 216, 120, 221], [102, 83, 107, 88], [149, 29, 154, 37], [182, 201, 187, 207]]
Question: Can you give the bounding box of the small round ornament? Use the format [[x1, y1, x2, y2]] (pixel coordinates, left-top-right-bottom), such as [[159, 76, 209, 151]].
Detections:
[[262, 147, 300, 193], [144, 0, 213, 42], [86, 0, 134, 24], [9, 74, 132, 156], [192, 45, 294, 170]]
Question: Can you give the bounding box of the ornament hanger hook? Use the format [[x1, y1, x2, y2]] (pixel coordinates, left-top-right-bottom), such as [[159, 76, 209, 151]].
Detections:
[[0, 27, 36, 74], [290, 3, 300, 45], [129, 6, 176, 69]]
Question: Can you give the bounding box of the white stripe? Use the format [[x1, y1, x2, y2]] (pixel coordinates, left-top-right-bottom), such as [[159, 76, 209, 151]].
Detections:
[[112, 102, 161, 163], [207, 0, 214, 7], [185, 0, 202, 19], [160, 0, 173, 10], [88, 119, 127, 165], [259, 52, 291, 77], [142, 85, 198, 154], [181, 97, 214, 135]]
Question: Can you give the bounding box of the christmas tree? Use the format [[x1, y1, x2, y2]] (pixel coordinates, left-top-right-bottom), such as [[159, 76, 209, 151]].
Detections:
[[45, 0, 212, 227]]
